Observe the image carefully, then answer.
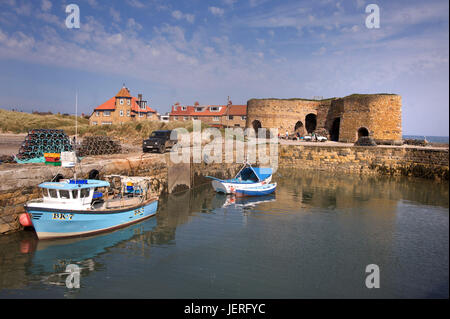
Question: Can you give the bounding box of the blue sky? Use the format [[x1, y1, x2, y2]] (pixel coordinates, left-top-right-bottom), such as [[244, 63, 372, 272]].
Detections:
[[0, 0, 448, 135]]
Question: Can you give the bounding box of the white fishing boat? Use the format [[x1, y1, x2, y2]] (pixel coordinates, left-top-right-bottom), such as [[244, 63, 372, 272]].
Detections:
[[206, 163, 273, 194]]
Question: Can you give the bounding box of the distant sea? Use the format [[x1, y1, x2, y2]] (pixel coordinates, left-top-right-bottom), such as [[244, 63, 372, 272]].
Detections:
[[403, 135, 449, 144]]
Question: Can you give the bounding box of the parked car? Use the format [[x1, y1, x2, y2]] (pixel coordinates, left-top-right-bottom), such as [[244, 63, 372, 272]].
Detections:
[[143, 130, 177, 153]]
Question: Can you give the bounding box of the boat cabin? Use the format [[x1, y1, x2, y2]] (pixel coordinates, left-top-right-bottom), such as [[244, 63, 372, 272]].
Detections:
[[233, 166, 273, 183], [38, 179, 110, 207]]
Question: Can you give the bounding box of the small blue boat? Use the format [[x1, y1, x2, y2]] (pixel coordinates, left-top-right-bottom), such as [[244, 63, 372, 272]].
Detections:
[[233, 182, 277, 197], [23, 177, 158, 240]]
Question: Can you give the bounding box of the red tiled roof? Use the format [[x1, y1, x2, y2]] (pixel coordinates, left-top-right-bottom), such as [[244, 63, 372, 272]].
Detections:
[[227, 105, 247, 116], [170, 105, 227, 116], [94, 97, 116, 110], [131, 97, 156, 113], [93, 90, 155, 113]]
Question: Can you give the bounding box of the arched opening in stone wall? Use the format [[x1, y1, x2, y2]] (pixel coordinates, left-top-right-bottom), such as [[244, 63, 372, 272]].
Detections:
[[294, 121, 305, 136], [330, 118, 340, 141], [357, 127, 369, 138], [305, 114, 317, 133], [252, 120, 262, 133]]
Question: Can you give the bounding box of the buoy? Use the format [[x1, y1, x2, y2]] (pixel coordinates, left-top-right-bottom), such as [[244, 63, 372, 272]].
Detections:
[[19, 213, 33, 227]]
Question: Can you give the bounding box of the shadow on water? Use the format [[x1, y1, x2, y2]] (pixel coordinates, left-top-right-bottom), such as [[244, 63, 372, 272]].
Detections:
[[0, 169, 448, 298]]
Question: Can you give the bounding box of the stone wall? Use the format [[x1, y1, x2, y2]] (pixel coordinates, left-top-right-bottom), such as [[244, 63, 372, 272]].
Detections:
[[278, 145, 448, 180]]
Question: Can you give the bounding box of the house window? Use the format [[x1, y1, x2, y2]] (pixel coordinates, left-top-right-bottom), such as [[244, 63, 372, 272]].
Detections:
[[228, 115, 234, 120], [213, 116, 220, 121], [234, 124, 240, 127], [120, 110, 124, 117], [127, 99, 130, 105], [241, 116, 246, 120], [127, 110, 130, 117], [139, 113, 144, 117], [104, 111, 110, 117], [120, 99, 124, 105], [96, 111, 100, 117], [174, 117, 178, 121], [101, 121, 112, 125], [184, 116, 189, 121], [195, 107, 204, 112], [193, 116, 199, 120], [181, 106, 187, 111], [210, 107, 220, 112], [92, 121, 98, 125]]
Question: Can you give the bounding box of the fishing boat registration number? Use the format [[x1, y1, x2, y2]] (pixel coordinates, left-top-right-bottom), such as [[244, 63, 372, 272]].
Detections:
[[52, 213, 74, 220]]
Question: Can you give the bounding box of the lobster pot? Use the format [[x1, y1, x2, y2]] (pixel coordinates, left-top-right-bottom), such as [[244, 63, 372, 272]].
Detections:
[[77, 136, 122, 156], [16, 129, 73, 161]]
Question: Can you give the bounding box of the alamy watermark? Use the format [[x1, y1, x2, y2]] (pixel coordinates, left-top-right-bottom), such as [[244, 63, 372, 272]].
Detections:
[[365, 4, 380, 29], [169, 121, 279, 171], [65, 4, 80, 29], [365, 264, 380, 288], [65, 264, 80, 288]]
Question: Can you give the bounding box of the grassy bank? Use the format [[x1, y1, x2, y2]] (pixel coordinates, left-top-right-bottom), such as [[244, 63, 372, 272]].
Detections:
[[0, 109, 208, 143], [0, 109, 89, 135]]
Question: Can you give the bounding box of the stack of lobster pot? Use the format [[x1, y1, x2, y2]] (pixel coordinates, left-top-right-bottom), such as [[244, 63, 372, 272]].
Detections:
[[16, 129, 73, 161], [77, 136, 122, 156]]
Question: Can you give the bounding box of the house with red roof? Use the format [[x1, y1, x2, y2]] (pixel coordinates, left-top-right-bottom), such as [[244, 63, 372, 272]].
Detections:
[[89, 86, 157, 126], [169, 101, 247, 128]]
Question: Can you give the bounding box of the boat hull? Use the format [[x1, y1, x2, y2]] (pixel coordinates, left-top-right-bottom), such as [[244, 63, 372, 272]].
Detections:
[[234, 183, 277, 197], [211, 176, 272, 194], [25, 199, 158, 240]]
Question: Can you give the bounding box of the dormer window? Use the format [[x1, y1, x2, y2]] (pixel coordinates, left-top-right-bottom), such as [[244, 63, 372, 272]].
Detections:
[[127, 99, 130, 106], [181, 106, 187, 111], [195, 107, 204, 112], [210, 106, 220, 112], [120, 99, 124, 105]]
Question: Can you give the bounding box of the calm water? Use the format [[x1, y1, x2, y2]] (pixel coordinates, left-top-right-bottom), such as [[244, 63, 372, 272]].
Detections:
[[403, 135, 449, 144], [0, 170, 448, 298]]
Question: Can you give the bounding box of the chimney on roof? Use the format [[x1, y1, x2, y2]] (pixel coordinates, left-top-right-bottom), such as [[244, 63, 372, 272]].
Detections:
[[138, 94, 142, 101], [194, 101, 199, 106]]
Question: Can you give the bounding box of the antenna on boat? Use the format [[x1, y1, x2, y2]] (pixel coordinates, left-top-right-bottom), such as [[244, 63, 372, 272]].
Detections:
[[75, 90, 78, 143]]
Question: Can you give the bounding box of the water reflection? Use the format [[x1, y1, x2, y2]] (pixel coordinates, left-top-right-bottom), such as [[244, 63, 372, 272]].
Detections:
[[0, 169, 448, 298]]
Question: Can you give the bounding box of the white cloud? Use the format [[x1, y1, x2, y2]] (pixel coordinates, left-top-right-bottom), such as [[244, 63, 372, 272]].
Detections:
[[223, 0, 237, 6], [209, 7, 225, 16], [126, 0, 145, 8], [172, 10, 195, 23], [127, 18, 142, 30], [110, 8, 120, 22], [41, 0, 52, 12]]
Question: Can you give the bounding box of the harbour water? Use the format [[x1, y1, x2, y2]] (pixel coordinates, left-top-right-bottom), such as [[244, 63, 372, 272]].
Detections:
[[0, 169, 448, 298]]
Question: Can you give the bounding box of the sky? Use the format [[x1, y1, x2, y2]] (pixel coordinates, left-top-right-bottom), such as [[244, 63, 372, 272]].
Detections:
[[0, 0, 448, 136]]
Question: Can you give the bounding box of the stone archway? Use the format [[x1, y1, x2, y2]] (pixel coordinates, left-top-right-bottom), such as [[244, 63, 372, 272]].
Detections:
[[330, 118, 340, 141], [294, 121, 305, 136], [358, 127, 369, 138], [305, 114, 317, 133], [252, 120, 262, 133]]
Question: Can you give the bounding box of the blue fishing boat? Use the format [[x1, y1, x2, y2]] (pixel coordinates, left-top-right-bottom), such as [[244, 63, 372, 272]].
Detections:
[[206, 163, 273, 194], [233, 183, 277, 197], [23, 176, 158, 240]]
